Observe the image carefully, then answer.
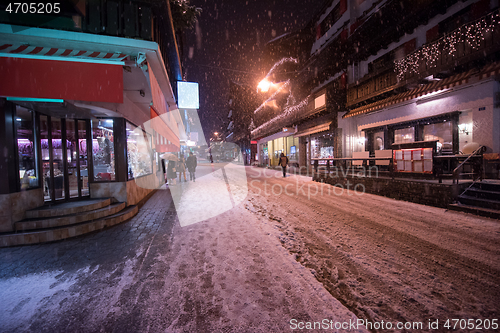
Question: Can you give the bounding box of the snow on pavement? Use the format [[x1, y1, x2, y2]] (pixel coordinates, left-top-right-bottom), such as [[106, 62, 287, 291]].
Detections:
[[244, 166, 500, 332], [143, 200, 366, 332]]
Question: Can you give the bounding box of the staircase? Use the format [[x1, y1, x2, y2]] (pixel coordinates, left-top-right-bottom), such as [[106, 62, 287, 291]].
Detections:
[[448, 181, 500, 219], [0, 198, 138, 247]]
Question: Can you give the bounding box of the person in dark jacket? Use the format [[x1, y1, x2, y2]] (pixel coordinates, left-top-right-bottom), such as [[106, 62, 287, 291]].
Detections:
[[278, 152, 289, 178], [186, 152, 198, 181], [178, 156, 187, 182], [167, 159, 177, 185]]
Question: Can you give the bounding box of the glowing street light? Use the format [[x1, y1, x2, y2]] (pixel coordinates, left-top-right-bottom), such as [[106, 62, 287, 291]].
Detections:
[[257, 78, 272, 93]]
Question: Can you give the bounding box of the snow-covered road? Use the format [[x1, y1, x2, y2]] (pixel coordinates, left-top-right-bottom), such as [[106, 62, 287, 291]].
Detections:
[[245, 166, 500, 331], [1, 165, 499, 332]]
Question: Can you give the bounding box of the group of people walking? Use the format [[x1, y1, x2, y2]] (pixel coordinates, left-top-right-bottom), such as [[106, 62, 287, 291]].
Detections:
[[163, 152, 197, 186], [162, 151, 290, 185]]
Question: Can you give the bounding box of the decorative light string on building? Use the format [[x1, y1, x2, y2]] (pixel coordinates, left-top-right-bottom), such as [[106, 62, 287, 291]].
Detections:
[[394, 10, 500, 80], [265, 57, 298, 78], [251, 95, 310, 135], [254, 80, 291, 114]]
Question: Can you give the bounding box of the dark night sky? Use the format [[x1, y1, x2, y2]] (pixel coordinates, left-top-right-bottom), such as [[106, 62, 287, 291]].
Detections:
[[183, 0, 324, 142]]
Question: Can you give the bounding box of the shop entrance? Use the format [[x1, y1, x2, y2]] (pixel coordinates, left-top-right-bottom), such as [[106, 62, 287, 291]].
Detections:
[[39, 116, 91, 202]]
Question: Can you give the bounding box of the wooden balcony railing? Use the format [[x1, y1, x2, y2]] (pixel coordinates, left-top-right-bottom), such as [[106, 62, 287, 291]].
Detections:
[[395, 10, 500, 83], [347, 69, 399, 107], [347, 10, 500, 108]]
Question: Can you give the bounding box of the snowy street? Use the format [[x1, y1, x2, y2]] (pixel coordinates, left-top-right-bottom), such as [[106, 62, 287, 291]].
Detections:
[[0, 164, 499, 332], [245, 166, 500, 330]]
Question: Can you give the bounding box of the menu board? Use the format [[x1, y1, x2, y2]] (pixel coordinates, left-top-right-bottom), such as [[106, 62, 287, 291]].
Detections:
[[393, 148, 433, 173]]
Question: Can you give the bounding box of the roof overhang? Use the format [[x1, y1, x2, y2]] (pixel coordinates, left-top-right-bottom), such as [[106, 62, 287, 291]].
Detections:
[[0, 23, 155, 64], [342, 61, 500, 119], [295, 121, 332, 137]]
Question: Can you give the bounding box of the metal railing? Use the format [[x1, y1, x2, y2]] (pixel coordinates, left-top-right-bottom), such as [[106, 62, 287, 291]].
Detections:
[[312, 157, 394, 179], [452, 145, 485, 184]]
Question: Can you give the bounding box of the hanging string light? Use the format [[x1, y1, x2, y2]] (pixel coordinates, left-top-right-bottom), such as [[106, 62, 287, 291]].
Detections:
[[254, 80, 291, 113], [251, 95, 310, 135], [394, 10, 499, 80]]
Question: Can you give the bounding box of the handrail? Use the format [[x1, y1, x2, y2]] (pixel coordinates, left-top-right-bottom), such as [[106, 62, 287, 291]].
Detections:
[[452, 145, 485, 184], [312, 157, 394, 179], [460, 176, 483, 197]]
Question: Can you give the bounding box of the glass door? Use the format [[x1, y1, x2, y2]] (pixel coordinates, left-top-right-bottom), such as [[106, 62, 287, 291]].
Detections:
[[40, 115, 51, 202], [78, 120, 90, 197], [51, 117, 65, 201], [66, 120, 78, 198], [40, 116, 90, 202]]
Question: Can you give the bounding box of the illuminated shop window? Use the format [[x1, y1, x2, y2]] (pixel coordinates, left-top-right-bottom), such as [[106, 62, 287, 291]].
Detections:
[[16, 106, 38, 190], [394, 127, 415, 144], [92, 119, 115, 181], [423, 121, 453, 154], [126, 122, 153, 180]]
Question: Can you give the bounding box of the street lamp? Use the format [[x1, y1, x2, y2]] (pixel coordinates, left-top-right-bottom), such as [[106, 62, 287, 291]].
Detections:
[[257, 78, 272, 93]]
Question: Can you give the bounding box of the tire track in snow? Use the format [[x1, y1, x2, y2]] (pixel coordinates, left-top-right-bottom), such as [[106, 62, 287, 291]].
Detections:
[[245, 167, 500, 332]]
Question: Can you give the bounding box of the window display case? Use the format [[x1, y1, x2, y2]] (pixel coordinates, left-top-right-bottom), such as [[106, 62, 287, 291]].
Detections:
[[16, 107, 38, 190], [126, 122, 153, 179], [92, 119, 115, 181]]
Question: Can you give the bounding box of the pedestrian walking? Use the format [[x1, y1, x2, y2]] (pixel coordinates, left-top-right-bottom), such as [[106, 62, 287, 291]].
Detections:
[[178, 155, 187, 182], [167, 160, 177, 185], [278, 152, 289, 178], [186, 152, 198, 181]]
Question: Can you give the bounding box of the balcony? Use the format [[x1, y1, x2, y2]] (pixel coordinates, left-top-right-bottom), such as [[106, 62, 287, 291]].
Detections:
[[347, 10, 500, 109], [395, 10, 500, 84], [347, 69, 399, 107]]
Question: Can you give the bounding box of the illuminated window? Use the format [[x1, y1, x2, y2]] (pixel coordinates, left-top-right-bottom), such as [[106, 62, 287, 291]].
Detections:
[[394, 127, 414, 144], [16, 106, 38, 190], [314, 94, 326, 109], [423, 121, 453, 154], [126, 122, 153, 180], [92, 119, 115, 181]]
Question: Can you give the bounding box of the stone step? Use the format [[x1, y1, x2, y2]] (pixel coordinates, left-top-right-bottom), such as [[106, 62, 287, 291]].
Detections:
[[0, 205, 138, 248], [463, 188, 500, 201], [25, 198, 112, 219], [15, 202, 126, 231], [471, 182, 500, 192], [457, 195, 500, 210], [448, 203, 500, 219]]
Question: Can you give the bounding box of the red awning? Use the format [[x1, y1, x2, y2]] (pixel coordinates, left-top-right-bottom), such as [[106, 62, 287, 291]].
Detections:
[[0, 43, 127, 61], [0, 57, 123, 103]]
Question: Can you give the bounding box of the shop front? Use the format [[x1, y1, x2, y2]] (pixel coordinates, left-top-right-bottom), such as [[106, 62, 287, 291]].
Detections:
[[256, 129, 298, 167], [362, 112, 459, 157], [295, 118, 337, 168], [0, 25, 185, 233], [6, 101, 162, 204]]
